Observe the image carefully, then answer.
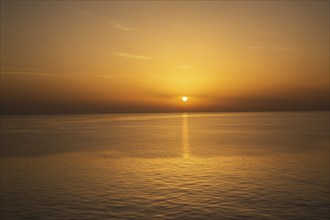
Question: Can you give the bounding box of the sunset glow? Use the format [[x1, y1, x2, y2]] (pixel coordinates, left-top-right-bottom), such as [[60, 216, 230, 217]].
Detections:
[[1, 2, 329, 220], [0, 1, 328, 114]]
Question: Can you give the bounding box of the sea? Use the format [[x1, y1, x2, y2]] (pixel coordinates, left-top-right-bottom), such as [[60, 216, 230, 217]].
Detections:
[[1, 112, 329, 219]]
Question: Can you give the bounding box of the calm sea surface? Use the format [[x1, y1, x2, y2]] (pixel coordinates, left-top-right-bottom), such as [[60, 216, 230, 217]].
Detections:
[[1, 112, 329, 219]]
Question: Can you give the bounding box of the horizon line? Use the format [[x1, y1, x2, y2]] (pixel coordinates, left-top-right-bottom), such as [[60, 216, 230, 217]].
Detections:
[[1, 109, 329, 117]]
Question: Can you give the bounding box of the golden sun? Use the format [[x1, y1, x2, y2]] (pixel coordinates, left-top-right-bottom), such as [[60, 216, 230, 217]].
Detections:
[[181, 96, 188, 102]]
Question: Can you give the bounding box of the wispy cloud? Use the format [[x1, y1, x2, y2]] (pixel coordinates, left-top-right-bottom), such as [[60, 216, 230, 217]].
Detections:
[[113, 52, 151, 60], [94, 74, 121, 79], [78, 10, 95, 17], [1, 67, 64, 76], [109, 21, 133, 31], [177, 65, 193, 69], [1, 67, 124, 78], [1, 67, 36, 71], [1, 71, 55, 76], [244, 46, 296, 51]]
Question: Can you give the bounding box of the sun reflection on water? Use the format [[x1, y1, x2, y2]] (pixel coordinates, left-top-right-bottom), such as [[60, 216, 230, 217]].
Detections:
[[182, 113, 190, 159]]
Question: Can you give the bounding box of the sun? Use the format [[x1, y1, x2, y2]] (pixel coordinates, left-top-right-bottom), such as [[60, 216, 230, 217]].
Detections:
[[181, 96, 188, 102]]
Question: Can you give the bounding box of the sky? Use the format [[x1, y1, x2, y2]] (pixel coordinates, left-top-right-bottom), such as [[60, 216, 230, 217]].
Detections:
[[1, 1, 329, 114]]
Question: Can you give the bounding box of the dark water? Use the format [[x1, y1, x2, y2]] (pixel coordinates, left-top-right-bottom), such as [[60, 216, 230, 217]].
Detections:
[[1, 112, 329, 219]]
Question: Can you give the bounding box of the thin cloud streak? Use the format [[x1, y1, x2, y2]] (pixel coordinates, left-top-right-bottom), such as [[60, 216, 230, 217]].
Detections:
[[1, 68, 77, 77], [177, 65, 193, 69], [244, 46, 297, 51], [1, 70, 121, 78], [94, 74, 121, 79], [0, 71, 55, 76], [1, 67, 36, 71], [109, 21, 133, 31], [77, 10, 95, 17], [113, 52, 151, 60]]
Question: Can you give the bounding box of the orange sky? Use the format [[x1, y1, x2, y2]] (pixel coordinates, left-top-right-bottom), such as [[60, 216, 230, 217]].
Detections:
[[1, 1, 329, 114]]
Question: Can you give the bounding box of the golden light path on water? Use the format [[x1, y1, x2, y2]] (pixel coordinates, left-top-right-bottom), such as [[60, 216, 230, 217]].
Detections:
[[182, 114, 190, 160]]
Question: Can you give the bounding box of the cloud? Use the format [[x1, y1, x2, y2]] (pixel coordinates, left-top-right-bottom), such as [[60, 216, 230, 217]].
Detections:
[[113, 52, 151, 60], [2, 66, 36, 71], [78, 10, 95, 17], [0, 67, 68, 77], [244, 46, 296, 51], [177, 65, 193, 69], [94, 74, 121, 79], [1, 67, 122, 78], [0, 71, 55, 76], [109, 21, 133, 31]]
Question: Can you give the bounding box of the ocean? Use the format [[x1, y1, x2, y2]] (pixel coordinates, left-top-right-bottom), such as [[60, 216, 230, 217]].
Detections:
[[1, 112, 329, 219]]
